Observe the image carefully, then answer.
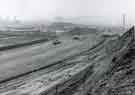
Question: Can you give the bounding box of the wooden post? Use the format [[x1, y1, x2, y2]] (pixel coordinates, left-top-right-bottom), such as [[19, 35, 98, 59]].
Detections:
[[56, 85, 58, 95]]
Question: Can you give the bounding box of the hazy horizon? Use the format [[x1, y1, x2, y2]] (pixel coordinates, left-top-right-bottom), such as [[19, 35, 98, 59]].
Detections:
[[0, 0, 134, 25]]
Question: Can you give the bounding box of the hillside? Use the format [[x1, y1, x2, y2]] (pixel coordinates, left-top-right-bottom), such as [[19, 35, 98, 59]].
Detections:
[[87, 26, 135, 95]]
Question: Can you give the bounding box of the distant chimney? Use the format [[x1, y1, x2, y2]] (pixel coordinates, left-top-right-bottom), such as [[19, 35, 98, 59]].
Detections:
[[122, 14, 126, 30]]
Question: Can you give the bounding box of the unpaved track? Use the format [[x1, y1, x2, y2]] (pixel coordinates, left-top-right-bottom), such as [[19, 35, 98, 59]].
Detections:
[[0, 34, 102, 92], [0, 35, 111, 95]]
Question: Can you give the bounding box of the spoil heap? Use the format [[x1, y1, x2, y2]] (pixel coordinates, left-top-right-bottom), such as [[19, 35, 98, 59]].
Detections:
[[88, 26, 135, 95]]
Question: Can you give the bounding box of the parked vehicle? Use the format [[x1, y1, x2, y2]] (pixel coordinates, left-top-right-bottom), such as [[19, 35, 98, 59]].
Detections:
[[52, 40, 61, 45], [72, 35, 80, 40]]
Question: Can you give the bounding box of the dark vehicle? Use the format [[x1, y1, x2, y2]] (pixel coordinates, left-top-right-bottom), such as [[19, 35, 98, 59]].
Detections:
[[53, 40, 61, 45], [72, 35, 88, 41], [72, 36, 80, 40]]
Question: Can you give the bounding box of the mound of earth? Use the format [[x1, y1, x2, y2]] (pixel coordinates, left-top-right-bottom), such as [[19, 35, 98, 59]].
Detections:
[[87, 26, 135, 95]]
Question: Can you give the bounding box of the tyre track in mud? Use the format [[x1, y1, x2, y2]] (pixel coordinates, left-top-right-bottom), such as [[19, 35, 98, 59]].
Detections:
[[0, 37, 106, 94]]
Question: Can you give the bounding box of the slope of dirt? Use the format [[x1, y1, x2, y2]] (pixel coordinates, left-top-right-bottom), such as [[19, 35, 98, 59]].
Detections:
[[86, 26, 135, 95]]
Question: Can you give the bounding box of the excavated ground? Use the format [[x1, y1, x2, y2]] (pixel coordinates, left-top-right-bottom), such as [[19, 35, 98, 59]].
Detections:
[[0, 26, 134, 95], [85, 26, 135, 95]]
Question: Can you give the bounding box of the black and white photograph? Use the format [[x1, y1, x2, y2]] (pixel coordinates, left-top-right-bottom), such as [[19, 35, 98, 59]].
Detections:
[[0, 0, 134, 95]]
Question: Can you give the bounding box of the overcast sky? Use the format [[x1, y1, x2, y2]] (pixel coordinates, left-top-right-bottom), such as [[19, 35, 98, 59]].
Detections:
[[0, 0, 134, 25]]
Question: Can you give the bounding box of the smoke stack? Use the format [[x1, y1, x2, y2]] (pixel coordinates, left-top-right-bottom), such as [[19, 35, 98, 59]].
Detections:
[[122, 14, 126, 30]]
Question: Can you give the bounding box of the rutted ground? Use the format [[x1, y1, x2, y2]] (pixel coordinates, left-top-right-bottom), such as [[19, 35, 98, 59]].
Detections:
[[0, 31, 120, 95], [0, 33, 103, 94], [1, 26, 133, 95]]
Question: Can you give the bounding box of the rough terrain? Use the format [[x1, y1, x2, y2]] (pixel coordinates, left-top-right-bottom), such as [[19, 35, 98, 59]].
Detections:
[[0, 26, 134, 95]]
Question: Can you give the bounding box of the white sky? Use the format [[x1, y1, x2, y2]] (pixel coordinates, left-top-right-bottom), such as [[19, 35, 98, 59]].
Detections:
[[0, 0, 134, 25]]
